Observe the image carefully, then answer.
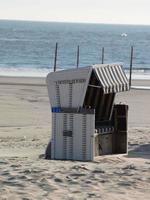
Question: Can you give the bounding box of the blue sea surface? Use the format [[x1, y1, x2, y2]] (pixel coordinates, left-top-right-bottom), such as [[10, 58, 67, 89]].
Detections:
[[0, 20, 150, 77]]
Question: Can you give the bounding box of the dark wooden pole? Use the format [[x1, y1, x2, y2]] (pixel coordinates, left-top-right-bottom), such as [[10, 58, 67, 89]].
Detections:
[[129, 46, 133, 87], [77, 45, 80, 68], [54, 42, 58, 72], [102, 47, 104, 64]]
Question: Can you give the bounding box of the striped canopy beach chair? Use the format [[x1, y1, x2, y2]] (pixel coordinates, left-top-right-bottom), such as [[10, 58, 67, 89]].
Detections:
[[46, 64, 129, 161]]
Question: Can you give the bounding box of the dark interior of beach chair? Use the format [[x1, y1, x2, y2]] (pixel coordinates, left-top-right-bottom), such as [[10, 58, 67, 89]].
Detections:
[[83, 70, 128, 156]]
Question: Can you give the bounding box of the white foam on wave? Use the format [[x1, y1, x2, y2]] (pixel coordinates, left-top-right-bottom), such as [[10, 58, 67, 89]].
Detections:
[[126, 73, 150, 80], [0, 67, 53, 77]]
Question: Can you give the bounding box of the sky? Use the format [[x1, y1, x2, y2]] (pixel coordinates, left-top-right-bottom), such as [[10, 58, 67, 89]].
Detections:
[[0, 0, 150, 25]]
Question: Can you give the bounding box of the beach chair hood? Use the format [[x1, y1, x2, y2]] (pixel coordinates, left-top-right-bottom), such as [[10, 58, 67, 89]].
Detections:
[[46, 64, 129, 109]]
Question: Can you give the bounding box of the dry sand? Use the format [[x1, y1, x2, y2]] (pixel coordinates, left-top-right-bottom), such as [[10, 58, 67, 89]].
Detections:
[[0, 77, 150, 200]]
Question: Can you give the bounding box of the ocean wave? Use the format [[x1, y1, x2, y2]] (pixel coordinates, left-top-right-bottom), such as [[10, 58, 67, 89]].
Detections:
[[124, 67, 150, 73], [0, 67, 53, 77], [0, 38, 49, 42]]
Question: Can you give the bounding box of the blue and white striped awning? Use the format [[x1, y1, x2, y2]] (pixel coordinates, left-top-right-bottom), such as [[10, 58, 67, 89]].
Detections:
[[93, 64, 129, 93]]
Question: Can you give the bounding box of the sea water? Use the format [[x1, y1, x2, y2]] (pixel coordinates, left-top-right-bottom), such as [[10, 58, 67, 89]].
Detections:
[[0, 20, 150, 79]]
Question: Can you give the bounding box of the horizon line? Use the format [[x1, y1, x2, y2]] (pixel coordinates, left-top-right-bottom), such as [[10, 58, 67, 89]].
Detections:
[[1, 18, 150, 26]]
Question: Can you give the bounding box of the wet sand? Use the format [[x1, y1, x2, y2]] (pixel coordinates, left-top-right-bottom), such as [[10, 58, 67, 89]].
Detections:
[[0, 76, 150, 200]]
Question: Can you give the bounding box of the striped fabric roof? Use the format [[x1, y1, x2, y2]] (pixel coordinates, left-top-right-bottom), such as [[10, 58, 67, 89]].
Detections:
[[93, 64, 129, 94]]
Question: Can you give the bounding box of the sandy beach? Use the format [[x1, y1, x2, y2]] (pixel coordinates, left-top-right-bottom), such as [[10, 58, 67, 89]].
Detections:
[[0, 76, 150, 200]]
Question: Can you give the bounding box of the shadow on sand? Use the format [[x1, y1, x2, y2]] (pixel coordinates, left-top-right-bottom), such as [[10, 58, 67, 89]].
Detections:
[[128, 144, 150, 159]]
